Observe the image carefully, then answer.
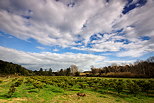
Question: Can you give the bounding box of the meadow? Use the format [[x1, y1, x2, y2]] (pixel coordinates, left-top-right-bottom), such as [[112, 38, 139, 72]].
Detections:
[[0, 76, 154, 103]]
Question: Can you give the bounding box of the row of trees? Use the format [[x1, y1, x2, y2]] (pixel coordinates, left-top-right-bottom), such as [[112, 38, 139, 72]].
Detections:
[[33, 68, 53, 76], [33, 68, 71, 76], [33, 65, 79, 76], [90, 56, 154, 77], [55, 65, 79, 76]]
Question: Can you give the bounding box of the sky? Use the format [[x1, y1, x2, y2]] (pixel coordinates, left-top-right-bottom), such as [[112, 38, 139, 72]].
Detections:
[[0, 0, 154, 71]]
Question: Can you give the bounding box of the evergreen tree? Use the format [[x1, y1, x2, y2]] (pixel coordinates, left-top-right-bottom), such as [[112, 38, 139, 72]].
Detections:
[[66, 68, 71, 76], [39, 68, 43, 75], [48, 68, 52, 76]]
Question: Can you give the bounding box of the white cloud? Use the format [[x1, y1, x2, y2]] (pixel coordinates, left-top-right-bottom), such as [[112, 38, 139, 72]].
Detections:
[[0, 0, 126, 47], [72, 33, 154, 57], [52, 48, 59, 52], [92, 41, 123, 52], [112, 0, 154, 57], [115, 0, 154, 37], [127, 0, 139, 6], [117, 49, 145, 57], [72, 41, 123, 52], [8, 36, 13, 38], [0, 0, 153, 58], [0, 46, 106, 71], [117, 40, 154, 57], [36, 46, 45, 50]]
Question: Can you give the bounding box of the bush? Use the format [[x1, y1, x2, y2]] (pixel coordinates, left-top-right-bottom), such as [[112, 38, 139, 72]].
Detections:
[[12, 78, 18, 82], [33, 81, 45, 90], [127, 80, 141, 95], [12, 79, 23, 87], [77, 82, 89, 89], [24, 78, 32, 85], [47, 85, 64, 93], [7, 78, 24, 97], [0, 80, 3, 83], [7, 86, 16, 98], [137, 80, 154, 93], [100, 80, 110, 89], [113, 80, 125, 94]]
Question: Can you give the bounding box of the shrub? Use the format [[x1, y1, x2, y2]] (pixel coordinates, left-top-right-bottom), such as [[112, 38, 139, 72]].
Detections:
[[12, 79, 23, 87], [47, 85, 64, 93], [0, 80, 3, 83], [113, 80, 125, 94], [56, 82, 71, 89], [137, 80, 154, 93], [12, 78, 18, 82], [127, 80, 141, 96], [7, 86, 16, 98], [100, 80, 110, 89], [77, 82, 89, 89], [24, 78, 33, 84], [33, 81, 45, 90]]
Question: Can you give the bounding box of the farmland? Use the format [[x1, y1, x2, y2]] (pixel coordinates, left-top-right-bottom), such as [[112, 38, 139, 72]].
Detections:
[[0, 76, 154, 103]]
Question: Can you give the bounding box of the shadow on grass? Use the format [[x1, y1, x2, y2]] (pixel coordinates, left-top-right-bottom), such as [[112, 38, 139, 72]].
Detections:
[[28, 90, 38, 93], [97, 90, 128, 98], [0, 94, 11, 99], [68, 88, 81, 91], [24, 87, 35, 90], [94, 89, 154, 100]]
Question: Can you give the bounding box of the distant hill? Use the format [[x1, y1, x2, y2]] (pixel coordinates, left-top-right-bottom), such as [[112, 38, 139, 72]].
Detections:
[[0, 60, 33, 76]]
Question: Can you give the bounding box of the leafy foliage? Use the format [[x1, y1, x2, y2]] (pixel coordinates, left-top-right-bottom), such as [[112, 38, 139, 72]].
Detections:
[[0, 60, 32, 75], [113, 79, 125, 94], [7, 86, 16, 98], [126, 80, 141, 95], [7, 78, 23, 97]]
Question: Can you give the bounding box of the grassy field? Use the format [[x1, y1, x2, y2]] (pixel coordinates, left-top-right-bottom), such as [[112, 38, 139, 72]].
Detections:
[[0, 76, 154, 103]]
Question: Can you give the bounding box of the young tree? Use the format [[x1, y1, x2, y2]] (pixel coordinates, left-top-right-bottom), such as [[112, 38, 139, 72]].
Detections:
[[48, 68, 52, 76], [39, 68, 43, 75], [59, 69, 64, 76], [66, 68, 71, 76], [75, 71, 80, 76], [70, 65, 78, 75]]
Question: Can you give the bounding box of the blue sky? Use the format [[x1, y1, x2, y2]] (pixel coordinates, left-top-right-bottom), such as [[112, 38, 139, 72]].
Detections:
[[0, 0, 154, 71]]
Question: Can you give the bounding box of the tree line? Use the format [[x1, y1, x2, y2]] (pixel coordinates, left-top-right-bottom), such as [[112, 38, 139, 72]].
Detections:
[[0, 60, 79, 76], [33, 65, 80, 76], [0, 56, 154, 77], [90, 56, 154, 77]]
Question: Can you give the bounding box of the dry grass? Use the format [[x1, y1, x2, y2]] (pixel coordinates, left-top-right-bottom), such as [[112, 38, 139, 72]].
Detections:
[[0, 98, 28, 103], [50, 92, 128, 103], [101, 72, 145, 78]]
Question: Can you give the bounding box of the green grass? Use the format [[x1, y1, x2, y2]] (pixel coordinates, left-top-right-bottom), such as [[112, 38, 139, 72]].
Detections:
[[0, 76, 154, 103]]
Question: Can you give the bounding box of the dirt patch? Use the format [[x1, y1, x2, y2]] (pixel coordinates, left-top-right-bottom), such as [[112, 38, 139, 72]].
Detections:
[[0, 99, 8, 103], [0, 98, 27, 103]]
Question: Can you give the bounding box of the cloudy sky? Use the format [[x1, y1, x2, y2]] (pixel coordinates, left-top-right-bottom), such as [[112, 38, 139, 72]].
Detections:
[[0, 0, 154, 71]]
